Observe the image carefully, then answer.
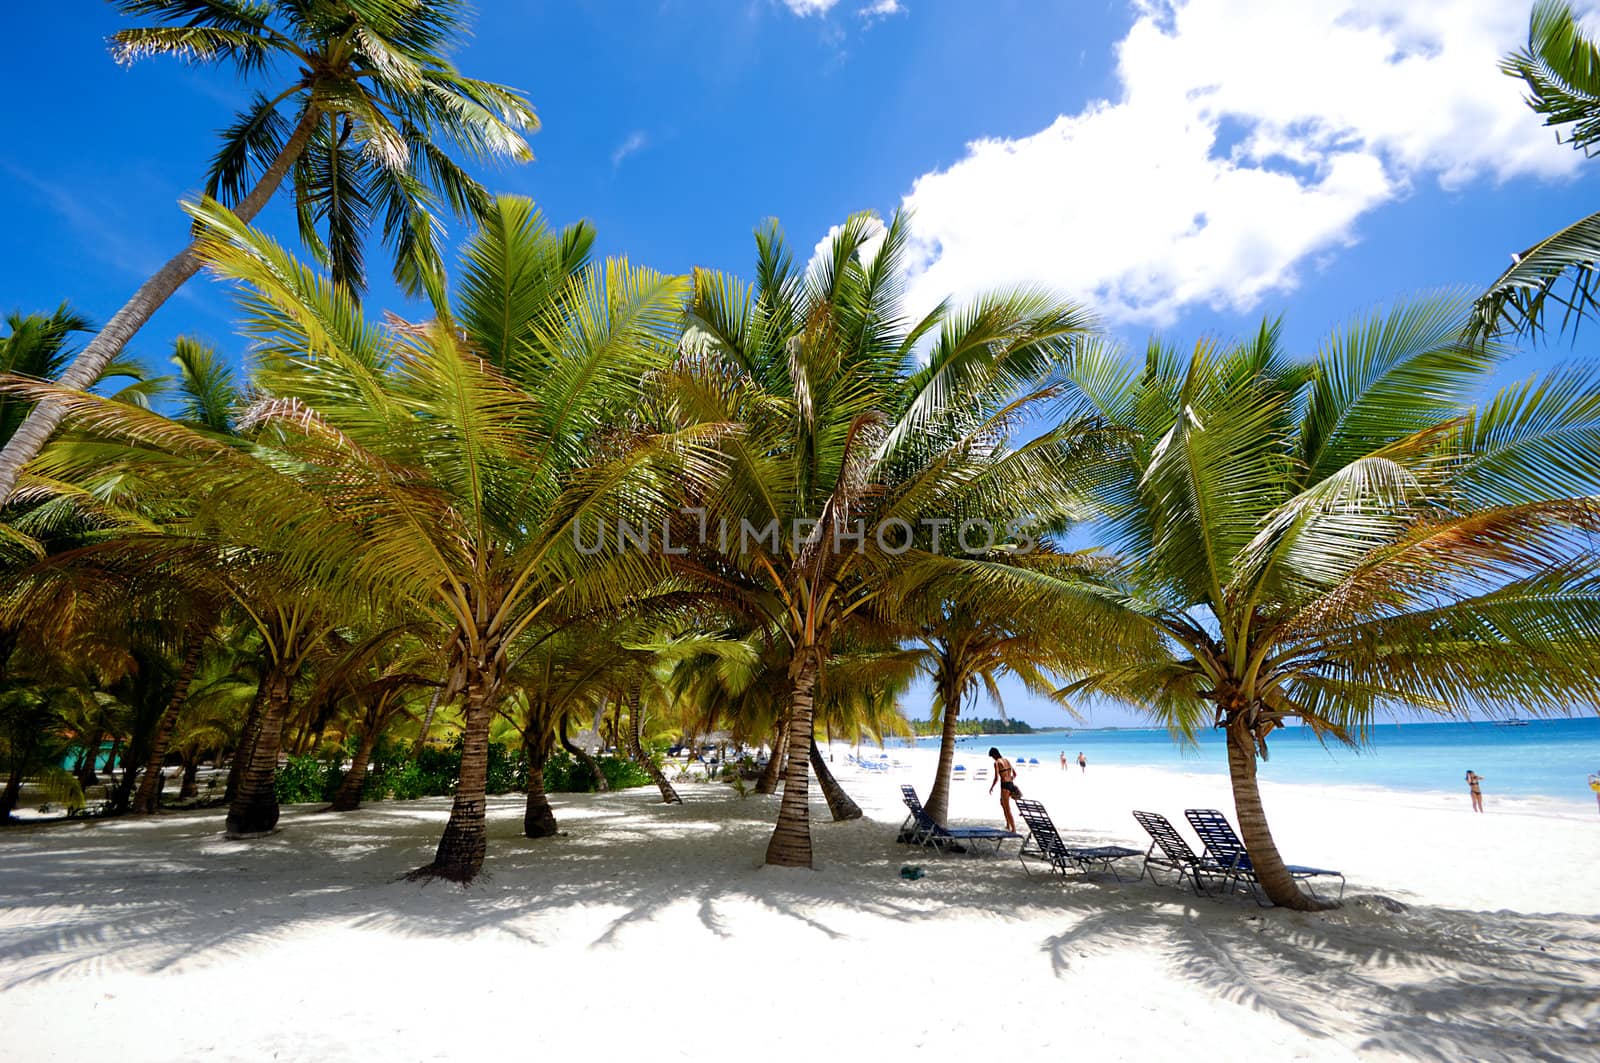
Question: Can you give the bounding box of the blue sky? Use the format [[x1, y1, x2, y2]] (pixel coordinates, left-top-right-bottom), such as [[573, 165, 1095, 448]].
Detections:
[[1, 0, 1594, 726]]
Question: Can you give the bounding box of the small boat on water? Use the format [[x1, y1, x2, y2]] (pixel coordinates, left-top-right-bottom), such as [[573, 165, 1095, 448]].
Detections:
[[1494, 718, 1530, 727]]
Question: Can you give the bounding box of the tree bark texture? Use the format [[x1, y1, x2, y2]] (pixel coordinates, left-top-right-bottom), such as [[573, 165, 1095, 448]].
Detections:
[[1226, 719, 1331, 911], [809, 739, 861, 821], [625, 689, 680, 804], [225, 667, 292, 837], [764, 654, 819, 868], [132, 632, 206, 815]]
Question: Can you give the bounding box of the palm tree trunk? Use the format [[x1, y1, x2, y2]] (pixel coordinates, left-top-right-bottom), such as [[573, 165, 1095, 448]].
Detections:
[[178, 752, 201, 799], [0, 108, 322, 506], [522, 721, 558, 839], [0, 762, 22, 821], [764, 654, 819, 868], [625, 689, 680, 803], [328, 713, 383, 812], [224, 667, 291, 837], [1225, 720, 1331, 911], [417, 679, 494, 881], [411, 685, 443, 759], [226, 673, 270, 801], [755, 719, 786, 795], [808, 739, 861, 821], [923, 672, 963, 826], [132, 632, 205, 815], [75, 728, 102, 787], [559, 713, 608, 792]]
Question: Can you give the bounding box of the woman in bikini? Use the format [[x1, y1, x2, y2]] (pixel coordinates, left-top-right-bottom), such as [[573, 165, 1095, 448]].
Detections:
[[988, 747, 1021, 832], [1465, 769, 1484, 813]]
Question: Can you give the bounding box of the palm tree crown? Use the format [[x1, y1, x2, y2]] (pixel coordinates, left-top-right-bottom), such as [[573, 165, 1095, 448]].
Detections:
[[1046, 298, 1600, 908]]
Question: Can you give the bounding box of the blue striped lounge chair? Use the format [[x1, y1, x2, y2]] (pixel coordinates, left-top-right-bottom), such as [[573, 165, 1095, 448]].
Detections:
[[898, 785, 1021, 855], [1014, 798, 1142, 881], [1183, 809, 1345, 903]]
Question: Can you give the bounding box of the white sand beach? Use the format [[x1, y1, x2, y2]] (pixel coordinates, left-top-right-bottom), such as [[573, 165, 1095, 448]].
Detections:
[[2, 747, 1597, 1062]]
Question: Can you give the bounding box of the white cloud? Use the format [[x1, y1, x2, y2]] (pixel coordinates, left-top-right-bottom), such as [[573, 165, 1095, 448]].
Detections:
[[860, 0, 904, 21], [901, 0, 1582, 327], [610, 131, 648, 169], [809, 216, 888, 281], [781, 0, 840, 16]]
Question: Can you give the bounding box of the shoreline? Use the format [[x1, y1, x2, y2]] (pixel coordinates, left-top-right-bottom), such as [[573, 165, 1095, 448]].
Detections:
[[849, 729, 1600, 806], [826, 741, 1600, 914]]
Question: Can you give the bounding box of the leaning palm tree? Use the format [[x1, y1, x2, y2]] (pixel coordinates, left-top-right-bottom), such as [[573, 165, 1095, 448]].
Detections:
[[1016, 303, 1600, 909], [1, 306, 149, 451], [673, 210, 1097, 867], [0, 0, 540, 505], [28, 195, 697, 880], [1474, 0, 1600, 337]]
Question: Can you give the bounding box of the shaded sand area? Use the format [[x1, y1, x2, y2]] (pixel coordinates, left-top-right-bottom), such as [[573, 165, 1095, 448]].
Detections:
[[2, 758, 1598, 1062]]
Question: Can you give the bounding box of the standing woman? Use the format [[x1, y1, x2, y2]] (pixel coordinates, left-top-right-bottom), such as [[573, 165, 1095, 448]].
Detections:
[[1465, 769, 1485, 813], [1587, 771, 1599, 815], [988, 747, 1021, 832]]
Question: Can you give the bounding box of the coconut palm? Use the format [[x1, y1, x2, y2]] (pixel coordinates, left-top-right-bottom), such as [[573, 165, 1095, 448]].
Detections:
[[1018, 303, 1600, 909], [1474, 0, 1600, 337], [30, 195, 696, 879], [674, 210, 1096, 866], [914, 599, 1083, 827], [0, 0, 540, 505], [1, 305, 153, 452], [317, 631, 439, 811]]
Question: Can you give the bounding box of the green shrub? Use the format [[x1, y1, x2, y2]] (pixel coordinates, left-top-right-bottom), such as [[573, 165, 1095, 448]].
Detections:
[[540, 750, 653, 792], [599, 755, 651, 789], [275, 753, 337, 803]]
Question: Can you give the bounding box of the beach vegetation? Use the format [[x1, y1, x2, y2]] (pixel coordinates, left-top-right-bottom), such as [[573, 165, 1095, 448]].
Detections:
[[1029, 303, 1600, 909]]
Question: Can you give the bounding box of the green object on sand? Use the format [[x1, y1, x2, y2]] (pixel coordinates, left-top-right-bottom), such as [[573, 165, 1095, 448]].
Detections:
[[899, 865, 925, 880]]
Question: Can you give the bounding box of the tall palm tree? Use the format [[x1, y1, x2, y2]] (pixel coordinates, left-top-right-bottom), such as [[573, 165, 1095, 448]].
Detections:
[[1474, 0, 1600, 338], [675, 210, 1096, 867], [30, 195, 697, 880], [1020, 303, 1600, 909], [0, 0, 540, 505]]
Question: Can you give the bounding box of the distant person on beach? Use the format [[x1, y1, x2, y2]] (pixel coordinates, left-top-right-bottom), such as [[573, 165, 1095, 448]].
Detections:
[[988, 747, 1021, 833], [1465, 769, 1484, 813], [1589, 772, 1600, 814], [1077, 752, 1087, 773], [1060, 751, 1067, 771]]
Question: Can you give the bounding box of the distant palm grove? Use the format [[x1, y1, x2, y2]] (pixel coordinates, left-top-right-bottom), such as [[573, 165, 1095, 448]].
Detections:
[[3, 0, 1600, 911]]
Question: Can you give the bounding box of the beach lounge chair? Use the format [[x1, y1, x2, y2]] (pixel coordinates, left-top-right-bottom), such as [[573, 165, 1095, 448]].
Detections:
[[1014, 799, 1143, 881], [898, 785, 1021, 855], [1183, 809, 1345, 903], [1131, 810, 1229, 895], [952, 764, 967, 782]]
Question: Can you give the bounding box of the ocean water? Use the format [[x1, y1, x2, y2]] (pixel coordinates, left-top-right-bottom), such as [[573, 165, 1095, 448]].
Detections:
[[911, 717, 1600, 802]]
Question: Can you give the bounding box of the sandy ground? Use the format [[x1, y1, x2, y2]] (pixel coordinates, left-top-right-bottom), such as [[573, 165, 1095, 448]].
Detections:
[[1, 747, 1597, 1062]]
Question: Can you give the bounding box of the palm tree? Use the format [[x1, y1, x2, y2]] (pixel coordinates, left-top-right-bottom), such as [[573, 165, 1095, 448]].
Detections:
[[1022, 304, 1600, 909], [0, 0, 540, 505], [31, 196, 696, 880], [915, 600, 1080, 827], [1474, 0, 1600, 337], [318, 632, 438, 812], [675, 210, 1096, 867], [1, 305, 149, 451]]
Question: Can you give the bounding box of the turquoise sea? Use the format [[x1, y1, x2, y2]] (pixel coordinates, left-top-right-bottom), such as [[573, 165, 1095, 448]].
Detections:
[[914, 717, 1600, 802]]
